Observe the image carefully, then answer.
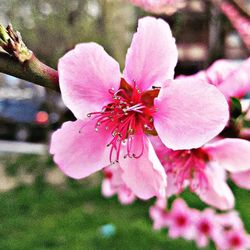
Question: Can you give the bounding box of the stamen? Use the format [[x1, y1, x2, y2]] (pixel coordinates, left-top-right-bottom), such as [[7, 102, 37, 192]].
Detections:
[[167, 149, 209, 192], [88, 79, 156, 163]]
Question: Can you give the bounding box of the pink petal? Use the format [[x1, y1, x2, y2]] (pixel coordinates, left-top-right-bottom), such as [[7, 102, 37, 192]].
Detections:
[[120, 137, 167, 199], [204, 59, 239, 86], [166, 173, 181, 197], [176, 59, 238, 86], [123, 17, 178, 91], [102, 179, 116, 197], [154, 78, 229, 150], [218, 58, 250, 99], [205, 138, 250, 172], [118, 186, 136, 205], [196, 163, 234, 210], [50, 119, 110, 179], [231, 170, 250, 190], [58, 43, 121, 119]]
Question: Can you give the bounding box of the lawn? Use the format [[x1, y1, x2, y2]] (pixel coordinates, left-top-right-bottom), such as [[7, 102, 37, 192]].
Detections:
[[0, 155, 249, 250]]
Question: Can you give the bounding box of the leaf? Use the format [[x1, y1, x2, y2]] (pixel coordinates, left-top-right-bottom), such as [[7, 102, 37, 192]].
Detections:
[[243, 119, 250, 128], [230, 97, 242, 119]]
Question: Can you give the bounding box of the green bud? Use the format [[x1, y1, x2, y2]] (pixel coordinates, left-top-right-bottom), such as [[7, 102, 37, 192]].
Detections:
[[0, 23, 32, 63], [0, 24, 10, 46]]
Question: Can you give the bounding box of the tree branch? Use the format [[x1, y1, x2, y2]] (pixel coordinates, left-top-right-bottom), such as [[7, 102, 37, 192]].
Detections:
[[0, 52, 60, 92], [0, 23, 59, 92], [230, 0, 250, 19]]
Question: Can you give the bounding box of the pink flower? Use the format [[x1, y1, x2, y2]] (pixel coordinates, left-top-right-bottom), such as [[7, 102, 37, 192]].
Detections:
[[149, 201, 169, 230], [50, 17, 229, 200], [231, 169, 250, 190], [178, 58, 250, 100], [101, 166, 136, 205], [153, 137, 250, 210], [214, 211, 250, 249], [129, 0, 185, 15], [165, 198, 195, 240], [216, 229, 250, 250], [193, 208, 219, 248], [149, 198, 250, 249], [217, 211, 244, 230]]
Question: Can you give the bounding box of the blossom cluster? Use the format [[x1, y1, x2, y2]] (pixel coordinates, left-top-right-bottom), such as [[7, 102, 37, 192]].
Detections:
[[50, 15, 250, 250], [150, 198, 250, 250]]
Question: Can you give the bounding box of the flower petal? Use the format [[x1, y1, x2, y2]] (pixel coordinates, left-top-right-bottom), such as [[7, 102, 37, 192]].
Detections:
[[58, 43, 121, 119], [50, 119, 110, 179], [154, 78, 229, 150], [102, 179, 116, 197], [196, 163, 234, 210], [177, 59, 238, 85], [118, 186, 136, 205], [166, 173, 180, 197], [120, 137, 167, 199], [218, 57, 250, 99], [205, 138, 250, 172], [204, 59, 239, 86], [231, 170, 250, 190], [123, 16, 178, 91]]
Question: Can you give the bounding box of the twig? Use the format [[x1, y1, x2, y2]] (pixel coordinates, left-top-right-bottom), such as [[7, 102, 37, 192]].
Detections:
[[0, 52, 59, 92], [0, 23, 60, 92]]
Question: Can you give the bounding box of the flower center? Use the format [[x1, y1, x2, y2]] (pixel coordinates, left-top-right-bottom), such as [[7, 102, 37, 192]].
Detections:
[[88, 79, 159, 163], [198, 221, 211, 235], [229, 234, 242, 247], [166, 148, 209, 192], [175, 214, 188, 227]]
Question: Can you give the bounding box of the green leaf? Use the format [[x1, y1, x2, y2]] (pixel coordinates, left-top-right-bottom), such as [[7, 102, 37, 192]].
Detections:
[[0, 24, 10, 46], [243, 119, 250, 128], [230, 97, 242, 119]]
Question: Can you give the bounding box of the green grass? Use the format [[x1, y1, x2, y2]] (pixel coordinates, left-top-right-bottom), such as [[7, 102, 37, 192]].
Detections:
[[0, 155, 249, 250]]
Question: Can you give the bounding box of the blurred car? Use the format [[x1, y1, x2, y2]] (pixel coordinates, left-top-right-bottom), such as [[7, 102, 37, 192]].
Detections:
[[0, 74, 50, 142]]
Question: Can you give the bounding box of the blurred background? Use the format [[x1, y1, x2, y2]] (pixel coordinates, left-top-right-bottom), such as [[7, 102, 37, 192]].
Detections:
[[0, 0, 250, 249]]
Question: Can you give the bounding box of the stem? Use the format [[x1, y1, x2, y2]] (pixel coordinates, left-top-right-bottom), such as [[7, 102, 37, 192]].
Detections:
[[229, 0, 250, 18], [0, 52, 60, 92]]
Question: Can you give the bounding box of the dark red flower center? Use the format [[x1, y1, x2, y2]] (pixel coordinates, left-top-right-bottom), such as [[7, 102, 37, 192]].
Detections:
[[229, 234, 242, 247], [175, 214, 188, 227], [198, 221, 211, 235]]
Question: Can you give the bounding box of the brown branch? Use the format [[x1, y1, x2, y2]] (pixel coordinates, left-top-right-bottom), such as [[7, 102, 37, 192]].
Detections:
[[212, 0, 250, 19], [0, 52, 60, 92], [0, 23, 59, 92], [229, 0, 250, 18]]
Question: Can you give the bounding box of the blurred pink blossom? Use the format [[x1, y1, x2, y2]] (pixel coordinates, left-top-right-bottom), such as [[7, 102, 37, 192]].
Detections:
[[231, 170, 250, 190], [217, 211, 244, 230], [152, 136, 250, 210], [129, 0, 186, 15], [101, 166, 136, 205], [150, 198, 250, 249], [149, 202, 169, 230], [215, 229, 250, 250], [177, 58, 250, 100], [50, 17, 229, 200], [165, 199, 195, 240], [193, 208, 219, 248]]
